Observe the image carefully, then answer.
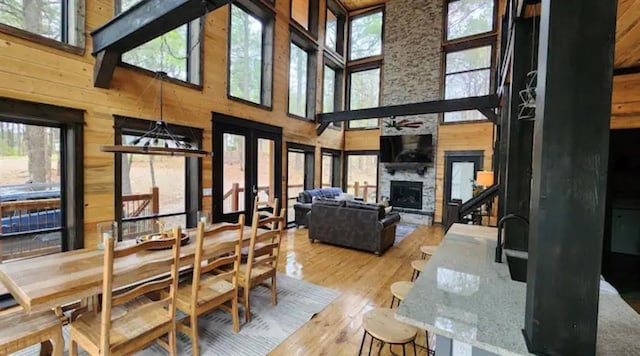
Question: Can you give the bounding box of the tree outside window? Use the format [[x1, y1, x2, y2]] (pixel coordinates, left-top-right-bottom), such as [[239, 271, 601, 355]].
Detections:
[[289, 43, 308, 118], [447, 0, 494, 41], [349, 11, 383, 61], [229, 5, 264, 104], [444, 46, 492, 122], [323, 66, 336, 113], [348, 68, 380, 129], [0, 0, 63, 41]]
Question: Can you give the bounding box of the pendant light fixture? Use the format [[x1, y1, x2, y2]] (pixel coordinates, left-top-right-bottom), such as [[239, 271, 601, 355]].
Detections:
[[101, 71, 211, 157]]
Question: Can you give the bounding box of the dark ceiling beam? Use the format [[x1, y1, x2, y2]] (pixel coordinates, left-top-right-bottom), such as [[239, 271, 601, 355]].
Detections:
[[613, 65, 640, 76], [317, 95, 499, 123], [90, 0, 226, 88]]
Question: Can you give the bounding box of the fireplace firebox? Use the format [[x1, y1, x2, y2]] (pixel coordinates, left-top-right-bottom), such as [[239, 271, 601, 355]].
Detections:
[[390, 181, 423, 210]]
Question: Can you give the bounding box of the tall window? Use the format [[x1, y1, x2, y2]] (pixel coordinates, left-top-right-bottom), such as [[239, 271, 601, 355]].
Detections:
[[326, 9, 338, 51], [229, 5, 263, 104], [0, 98, 83, 262], [323, 66, 336, 113], [0, 0, 83, 47], [289, 43, 309, 118], [443, 0, 496, 122], [348, 67, 380, 128], [446, 0, 494, 40], [349, 10, 383, 61], [115, 117, 201, 240], [321, 149, 341, 188], [117, 0, 202, 84], [345, 153, 378, 203], [325, 0, 346, 56]]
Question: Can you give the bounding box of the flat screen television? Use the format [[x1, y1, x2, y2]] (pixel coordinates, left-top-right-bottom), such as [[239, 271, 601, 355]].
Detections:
[[380, 134, 433, 163]]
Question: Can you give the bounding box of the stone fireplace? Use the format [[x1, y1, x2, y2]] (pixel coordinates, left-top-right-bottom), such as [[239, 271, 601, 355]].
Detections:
[[390, 181, 423, 210]]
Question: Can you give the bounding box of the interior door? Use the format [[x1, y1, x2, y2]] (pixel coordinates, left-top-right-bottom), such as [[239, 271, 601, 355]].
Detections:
[[212, 116, 282, 224], [444, 151, 483, 212]]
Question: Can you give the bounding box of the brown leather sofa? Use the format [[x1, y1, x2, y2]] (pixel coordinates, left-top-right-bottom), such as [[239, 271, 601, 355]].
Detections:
[[308, 199, 401, 255]]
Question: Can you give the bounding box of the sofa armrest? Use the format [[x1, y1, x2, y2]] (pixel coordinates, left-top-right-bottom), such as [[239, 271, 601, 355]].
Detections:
[[378, 213, 401, 230]]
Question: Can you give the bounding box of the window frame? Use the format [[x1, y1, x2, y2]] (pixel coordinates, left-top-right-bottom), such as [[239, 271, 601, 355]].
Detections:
[[287, 26, 318, 121], [226, 0, 275, 109], [347, 6, 385, 63], [320, 148, 342, 188], [0, 97, 85, 253], [343, 150, 379, 203], [113, 116, 203, 240], [345, 61, 382, 130], [289, 0, 320, 38], [322, 54, 345, 115], [325, 0, 347, 58], [0, 0, 85, 55], [114, 1, 204, 88], [443, 0, 497, 43]]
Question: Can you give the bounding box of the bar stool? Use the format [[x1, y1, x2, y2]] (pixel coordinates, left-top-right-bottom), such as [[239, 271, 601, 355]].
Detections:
[[358, 308, 418, 356], [420, 245, 437, 259], [390, 281, 414, 308], [411, 259, 428, 281]]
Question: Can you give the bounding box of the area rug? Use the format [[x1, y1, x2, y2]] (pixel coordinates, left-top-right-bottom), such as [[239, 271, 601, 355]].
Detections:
[[395, 224, 417, 245], [14, 273, 339, 356]]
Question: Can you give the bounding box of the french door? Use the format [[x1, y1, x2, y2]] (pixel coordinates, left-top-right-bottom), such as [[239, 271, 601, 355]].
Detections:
[[212, 114, 282, 223]]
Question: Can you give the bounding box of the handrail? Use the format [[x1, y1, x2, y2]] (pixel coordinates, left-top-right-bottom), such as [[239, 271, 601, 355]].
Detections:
[[460, 183, 500, 218]]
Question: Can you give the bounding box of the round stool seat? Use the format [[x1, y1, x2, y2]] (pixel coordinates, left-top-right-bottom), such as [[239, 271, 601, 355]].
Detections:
[[390, 281, 414, 302], [411, 259, 428, 273], [363, 308, 418, 344], [420, 245, 437, 257]]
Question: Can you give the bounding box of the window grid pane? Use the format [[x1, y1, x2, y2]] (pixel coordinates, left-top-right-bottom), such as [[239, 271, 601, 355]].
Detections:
[[349, 11, 383, 60], [229, 5, 264, 104], [349, 68, 380, 129], [445, 46, 492, 74], [0, 1, 63, 41], [323, 66, 336, 113], [447, 0, 494, 41], [326, 9, 338, 52], [346, 155, 378, 203], [322, 154, 333, 187], [289, 43, 309, 117]]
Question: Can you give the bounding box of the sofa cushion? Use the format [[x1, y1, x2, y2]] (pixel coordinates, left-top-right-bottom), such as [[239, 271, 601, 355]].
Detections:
[[345, 201, 386, 219], [298, 187, 343, 203], [313, 197, 345, 207]]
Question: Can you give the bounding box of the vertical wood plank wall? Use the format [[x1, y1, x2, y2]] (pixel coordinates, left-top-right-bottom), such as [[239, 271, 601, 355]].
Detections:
[[0, 0, 343, 248]]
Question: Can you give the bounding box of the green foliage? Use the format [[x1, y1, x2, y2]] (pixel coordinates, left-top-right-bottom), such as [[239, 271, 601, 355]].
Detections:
[[447, 0, 494, 40], [0, 0, 62, 40], [229, 5, 263, 104], [349, 68, 380, 129], [349, 11, 382, 61]]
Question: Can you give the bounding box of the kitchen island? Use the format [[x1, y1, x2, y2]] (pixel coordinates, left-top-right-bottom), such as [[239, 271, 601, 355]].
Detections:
[[396, 223, 640, 355]]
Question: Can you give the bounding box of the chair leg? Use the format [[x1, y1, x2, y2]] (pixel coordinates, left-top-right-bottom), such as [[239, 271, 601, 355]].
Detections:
[[402, 343, 406, 356], [231, 295, 240, 333], [168, 328, 177, 356], [426, 330, 431, 353], [51, 328, 64, 356], [390, 296, 396, 308], [244, 286, 251, 323], [190, 315, 199, 356], [69, 339, 78, 356], [271, 274, 277, 305], [411, 270, 417, 281], [358, 331, 367, 355], [413, 341, 417, 356], [368, 336, 373, 356]]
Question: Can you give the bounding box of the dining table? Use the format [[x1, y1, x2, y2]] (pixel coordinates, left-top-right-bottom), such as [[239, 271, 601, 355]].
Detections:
[[0, 223, 253, 314]]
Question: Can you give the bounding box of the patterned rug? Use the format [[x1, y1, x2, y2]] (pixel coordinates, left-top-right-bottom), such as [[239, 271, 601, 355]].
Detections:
[[14, 273, 339, 356], [395, 224, 417, 245]]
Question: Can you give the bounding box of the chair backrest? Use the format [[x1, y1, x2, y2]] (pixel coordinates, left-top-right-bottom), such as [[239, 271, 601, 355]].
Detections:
[[253, 196, 279, 230], [245, 208, 286, 281], [100, 228, 181, 353], [190, 215, 245, 309]]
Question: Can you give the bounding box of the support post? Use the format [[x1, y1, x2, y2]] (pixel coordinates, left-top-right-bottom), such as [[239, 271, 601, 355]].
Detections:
[[151, 187, 160, 215], [524, 0, 617, 354], [503, 17, 536, 250], [231, 183, 239, 212]]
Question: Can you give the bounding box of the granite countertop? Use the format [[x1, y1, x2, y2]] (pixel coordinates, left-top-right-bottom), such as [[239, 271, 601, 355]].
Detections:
[[396, 223, 640, 356]]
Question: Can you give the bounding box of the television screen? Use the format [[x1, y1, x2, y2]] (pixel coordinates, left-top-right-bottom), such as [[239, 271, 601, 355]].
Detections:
[[380, 134, 433, 163]]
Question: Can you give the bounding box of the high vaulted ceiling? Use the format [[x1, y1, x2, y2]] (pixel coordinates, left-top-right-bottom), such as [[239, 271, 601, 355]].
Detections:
[[340, 0, 385, 10], [615, 0, 640, 69]]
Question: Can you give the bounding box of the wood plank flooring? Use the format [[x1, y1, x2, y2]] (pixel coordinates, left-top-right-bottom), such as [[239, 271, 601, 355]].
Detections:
[[271, 224, 444, 356]]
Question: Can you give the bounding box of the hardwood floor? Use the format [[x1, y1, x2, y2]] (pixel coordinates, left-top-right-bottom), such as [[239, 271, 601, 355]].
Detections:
[[271, 224, 444, 356]]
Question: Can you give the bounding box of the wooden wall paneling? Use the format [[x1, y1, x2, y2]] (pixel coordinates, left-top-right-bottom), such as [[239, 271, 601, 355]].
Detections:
[[611, 73, 640, 129], [0, 0, 342, 248], [615, 0, 640, 69], [434, 122, 495, 223], [344, 129, 380, 150]]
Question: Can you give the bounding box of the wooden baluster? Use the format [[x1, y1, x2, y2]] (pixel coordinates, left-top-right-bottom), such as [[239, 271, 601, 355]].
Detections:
[[354, 181, 360, 198], [232, 183, 239, 212], [363, 181, 369, 203], [151, 187, 159, 215]]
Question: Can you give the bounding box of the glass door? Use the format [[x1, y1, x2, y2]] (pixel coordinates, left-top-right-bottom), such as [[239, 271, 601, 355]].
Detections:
[[443, 151, 483, 210], [212, 116, 282, 223], [286, 143, 315, 225]]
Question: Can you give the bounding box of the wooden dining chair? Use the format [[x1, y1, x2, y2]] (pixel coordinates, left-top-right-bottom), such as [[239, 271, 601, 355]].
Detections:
[[0, 306, 64, 356], [173, 215, 245, 355], [68, 228, 182, 356], [238, 208, 286, 323], [253, 196, 279, 229]]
